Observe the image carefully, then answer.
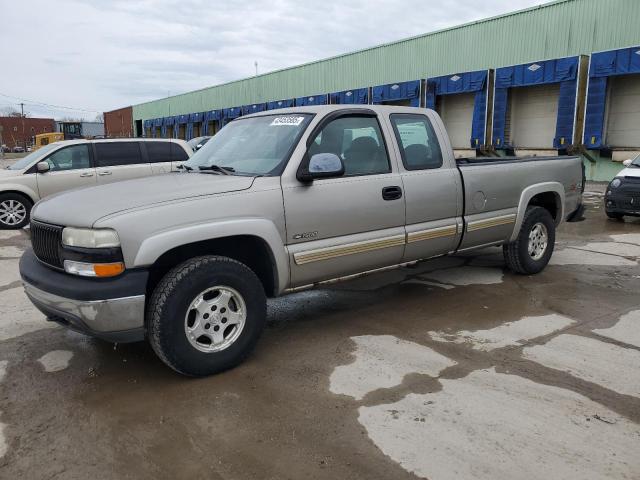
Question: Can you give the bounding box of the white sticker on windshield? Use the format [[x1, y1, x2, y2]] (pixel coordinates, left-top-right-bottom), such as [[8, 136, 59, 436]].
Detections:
[[270, 116, 305, 126]]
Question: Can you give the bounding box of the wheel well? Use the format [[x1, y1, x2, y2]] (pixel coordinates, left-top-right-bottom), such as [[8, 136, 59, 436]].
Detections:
[[146, 236, 278, 299], [528, 192, 560, 221], [0, 190, 34, 205]]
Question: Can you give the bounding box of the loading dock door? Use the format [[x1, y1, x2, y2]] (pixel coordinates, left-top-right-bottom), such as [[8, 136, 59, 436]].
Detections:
[[438, 92, 475, 149], [605, 74, 640, 148], [509, 83, 560, 149]]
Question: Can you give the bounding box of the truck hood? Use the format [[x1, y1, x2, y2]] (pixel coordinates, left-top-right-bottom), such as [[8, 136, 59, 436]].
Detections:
[[32, 172, 255, 227], [619, 167, 640, 178]]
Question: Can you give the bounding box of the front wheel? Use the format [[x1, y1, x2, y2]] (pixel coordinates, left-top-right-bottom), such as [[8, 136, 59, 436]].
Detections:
[[503, 206, 555, 275], [0, 193, 31, 229], [147, 256, 267, 376]]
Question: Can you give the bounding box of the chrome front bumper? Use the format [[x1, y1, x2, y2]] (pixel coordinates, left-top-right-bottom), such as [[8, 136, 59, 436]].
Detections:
[[23, 282, 145, 343]]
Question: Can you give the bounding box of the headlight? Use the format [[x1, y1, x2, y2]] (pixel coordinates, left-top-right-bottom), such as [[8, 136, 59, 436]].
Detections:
[[610, 178, 622, 189], [62, 227, 120, 248]]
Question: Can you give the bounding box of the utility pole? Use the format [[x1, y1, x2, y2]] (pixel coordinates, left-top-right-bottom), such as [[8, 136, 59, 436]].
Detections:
[[254, 61, 258, 77]]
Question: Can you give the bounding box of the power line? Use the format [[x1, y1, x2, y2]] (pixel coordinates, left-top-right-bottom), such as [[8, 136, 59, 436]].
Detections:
[[0, 92, 101, 113]]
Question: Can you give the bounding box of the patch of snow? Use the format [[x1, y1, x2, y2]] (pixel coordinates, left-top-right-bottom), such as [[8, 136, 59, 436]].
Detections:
[[550, 248, 637, 266], [593, 310, 640, 348], [358, 368, 640, 480], [0, 246, 24, 258], [0, 259, 19, 288], [330, 335, 456, 400], [524, 334, 640, 397], [37, 350, 74, 372], [429, 314, 575, 351], [0, 287, 56, 341]]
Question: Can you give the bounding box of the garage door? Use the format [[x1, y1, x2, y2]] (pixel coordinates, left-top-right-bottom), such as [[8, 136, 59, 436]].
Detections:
[[605, 74, 640, 148], [509, 83, 560, 149], [438, 93, 475, 149]]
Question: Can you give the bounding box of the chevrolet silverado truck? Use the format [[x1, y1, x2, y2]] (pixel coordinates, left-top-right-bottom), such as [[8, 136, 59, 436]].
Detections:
[[19, 105, 584, 376]]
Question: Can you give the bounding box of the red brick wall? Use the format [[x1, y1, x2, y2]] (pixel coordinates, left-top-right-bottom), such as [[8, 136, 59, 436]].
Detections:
[[104, 107, 133, 138], [0, 117, 55, 148]]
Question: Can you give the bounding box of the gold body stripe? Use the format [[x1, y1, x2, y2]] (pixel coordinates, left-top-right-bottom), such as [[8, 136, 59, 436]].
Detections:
[[467, 214, 516, 232], [294, 234, 405, 265], [407, 224, 458, 243], [294, 214, 514, 266]]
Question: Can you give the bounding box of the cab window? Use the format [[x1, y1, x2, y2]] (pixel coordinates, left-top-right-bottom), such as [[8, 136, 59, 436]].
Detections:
[[44, 145, 91, 172], [309, 115, 390, 176], [390, 114, 443, 170]]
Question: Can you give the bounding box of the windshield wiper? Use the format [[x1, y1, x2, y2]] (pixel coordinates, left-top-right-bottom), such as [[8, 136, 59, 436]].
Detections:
[[177, 164, 193, 171], [198, 165, 235, 175]]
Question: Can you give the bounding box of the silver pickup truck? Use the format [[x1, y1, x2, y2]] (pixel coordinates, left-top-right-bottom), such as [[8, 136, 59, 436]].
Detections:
[[19, 105, 584, 376]]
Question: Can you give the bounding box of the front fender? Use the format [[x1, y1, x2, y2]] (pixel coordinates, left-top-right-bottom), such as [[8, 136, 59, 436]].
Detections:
[[132, 218, 290, 294], [510, 182, 565, 242], [0, 183, 39, 204]]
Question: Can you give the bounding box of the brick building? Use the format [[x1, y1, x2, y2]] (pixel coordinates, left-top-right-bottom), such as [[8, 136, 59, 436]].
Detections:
[[104, 106, 133, 137], [0, 116, 55, 149]]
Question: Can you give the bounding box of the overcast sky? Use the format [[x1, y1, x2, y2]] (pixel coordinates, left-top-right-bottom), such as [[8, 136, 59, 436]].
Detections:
[[1, 0, 550, 120]]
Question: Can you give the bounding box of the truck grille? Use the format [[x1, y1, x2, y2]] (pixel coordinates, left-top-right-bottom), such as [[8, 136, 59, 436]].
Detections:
[[30, 221, 64, 268]]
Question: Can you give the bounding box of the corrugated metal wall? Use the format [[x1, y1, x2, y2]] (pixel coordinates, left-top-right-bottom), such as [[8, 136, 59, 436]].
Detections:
[[132, 0, 640, 120]]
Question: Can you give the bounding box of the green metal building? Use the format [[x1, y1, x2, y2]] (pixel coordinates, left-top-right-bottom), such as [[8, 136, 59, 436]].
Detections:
[[124, 0, 640, 180]]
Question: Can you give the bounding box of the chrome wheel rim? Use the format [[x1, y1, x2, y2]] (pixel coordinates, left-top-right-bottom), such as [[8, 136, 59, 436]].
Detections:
[[0, 200, 26, 226], [528, 222, 548, 261], [184, 285, 246, 353]]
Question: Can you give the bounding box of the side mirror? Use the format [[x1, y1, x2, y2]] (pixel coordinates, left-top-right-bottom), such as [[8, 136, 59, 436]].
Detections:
[[623, 159, 632, 167], [36, 161, 50, 173], [298, 153, 344, 183]]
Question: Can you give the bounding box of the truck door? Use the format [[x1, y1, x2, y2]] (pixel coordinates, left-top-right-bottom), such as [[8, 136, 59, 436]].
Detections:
[[283, 113, 406, 287], [388, 113, 462, 262]]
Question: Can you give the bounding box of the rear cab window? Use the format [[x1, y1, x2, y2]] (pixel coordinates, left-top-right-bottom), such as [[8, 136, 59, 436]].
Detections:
[[94, 142, 143, 167], [390, 114, 443, 170]]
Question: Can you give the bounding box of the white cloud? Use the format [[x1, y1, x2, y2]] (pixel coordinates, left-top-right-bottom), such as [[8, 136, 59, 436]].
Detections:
[[1, 0, 548, 119]]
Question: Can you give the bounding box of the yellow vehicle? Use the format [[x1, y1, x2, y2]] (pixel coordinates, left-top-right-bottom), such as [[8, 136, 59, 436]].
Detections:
[[33, 132, 65, 151]]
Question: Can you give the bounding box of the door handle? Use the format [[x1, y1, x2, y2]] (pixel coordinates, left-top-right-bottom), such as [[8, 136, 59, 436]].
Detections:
[[98, 171, 112, 176], [79, 172, 94, 178], [382, 186, 403, 201]]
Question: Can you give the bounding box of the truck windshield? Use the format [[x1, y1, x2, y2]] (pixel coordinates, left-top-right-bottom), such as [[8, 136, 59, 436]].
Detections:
[[6, 143, 59, 170], [183, 114, 313, 176]]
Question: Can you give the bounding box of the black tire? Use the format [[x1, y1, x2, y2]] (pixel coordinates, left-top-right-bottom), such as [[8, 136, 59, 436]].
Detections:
[[0, 192, 32, 229], [503, 206, 555, 275], [147, 255, 267, 377], [606, 211, 624, 220]]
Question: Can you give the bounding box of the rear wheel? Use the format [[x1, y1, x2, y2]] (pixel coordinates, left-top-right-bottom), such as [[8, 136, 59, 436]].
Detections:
[[503, 206, 555, 275], [147, 256, 267, 376], [0, 193, 31, 229]]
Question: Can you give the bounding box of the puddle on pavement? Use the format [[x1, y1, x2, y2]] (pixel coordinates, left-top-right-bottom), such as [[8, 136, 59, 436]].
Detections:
[[429, 314, 575, 351], [358, 368, 640, 480], [329, 335, 456, 400]]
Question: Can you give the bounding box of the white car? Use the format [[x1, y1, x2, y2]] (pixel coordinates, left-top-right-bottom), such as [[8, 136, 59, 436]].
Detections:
[[0, 138, 191, 229]]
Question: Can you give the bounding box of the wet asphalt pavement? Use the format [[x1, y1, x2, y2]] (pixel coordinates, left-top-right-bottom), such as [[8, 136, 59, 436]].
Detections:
[[0, 183, 639, 480]]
